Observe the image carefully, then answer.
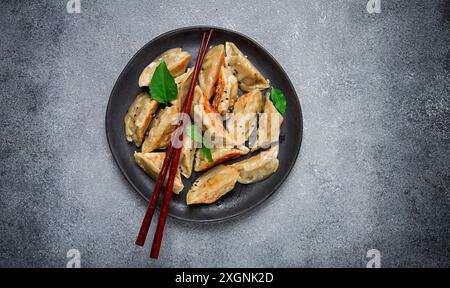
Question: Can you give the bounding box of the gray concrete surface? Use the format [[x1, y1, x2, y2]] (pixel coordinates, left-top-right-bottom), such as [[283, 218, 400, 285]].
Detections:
[[0, 0, 449, 267]]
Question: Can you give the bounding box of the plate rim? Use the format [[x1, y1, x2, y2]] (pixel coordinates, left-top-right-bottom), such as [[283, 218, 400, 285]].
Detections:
[[105, 25, 303, 223]]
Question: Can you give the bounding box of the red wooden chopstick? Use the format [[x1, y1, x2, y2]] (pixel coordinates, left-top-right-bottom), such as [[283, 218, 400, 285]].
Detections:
[[135, 145, 174, 246], [135, 32, 208, 247], [135, 30, 213, 251], [150, 30, 213, 259]]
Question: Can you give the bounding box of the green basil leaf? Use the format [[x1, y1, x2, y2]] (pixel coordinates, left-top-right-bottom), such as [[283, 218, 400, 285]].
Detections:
[[185, 124, 203, 143], [202, 146, 213, 163], [270, 87, 287, 114], [149, 60, 178, 104], [186, 124, 214, 163]]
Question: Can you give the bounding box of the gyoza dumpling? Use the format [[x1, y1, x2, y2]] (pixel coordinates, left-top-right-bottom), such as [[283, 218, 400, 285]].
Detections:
[[227, 90, 263, 145], [142, 105, 179, 153], [212, 65, 239, 117], [251, 92, 284, 152], [186, 165, 239, 205], [192, 86, 235, 147], [139, 48, 191, 87], [225, 42, 270, 92], [198, 45, 225, 99], [134, 152, 184, 194], [189, 85, 204, 118], [179, 120, 196, 179], [231, 147, 279, 184], [174, 68, 193, 87], [172, 69, 194, 110], [194, 146, 249, 172], [172, 77, 202, 119], [124, 93, 159, 147], [233, 89, 263, 114]]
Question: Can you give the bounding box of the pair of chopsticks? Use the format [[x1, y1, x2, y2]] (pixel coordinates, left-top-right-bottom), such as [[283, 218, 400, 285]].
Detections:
[[136, 29, 213, 259]]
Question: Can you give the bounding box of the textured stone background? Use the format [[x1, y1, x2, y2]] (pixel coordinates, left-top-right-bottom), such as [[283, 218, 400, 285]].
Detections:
[[0, 0, 449, 268]]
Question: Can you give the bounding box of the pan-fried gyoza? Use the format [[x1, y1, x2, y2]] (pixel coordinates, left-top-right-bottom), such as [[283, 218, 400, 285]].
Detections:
[[141, 105, 179, 153], [134, 152, 184, 194], [192, 86, 236, 147], [139, 48, 191, 87], [227, 89, 263, 145], [186, 165, 239, 205], [124, 93, 159, 147], [251, 92, 284, 152], [125, 42, 286, 205], [212, 64, 239, 117], [179, 117, 196, 179], [231, 146, 279, 184], [172, 69, 194, 110], [225, 42, 270, 92], [194, 146, 249, 172], [199, 45, 225, 99]]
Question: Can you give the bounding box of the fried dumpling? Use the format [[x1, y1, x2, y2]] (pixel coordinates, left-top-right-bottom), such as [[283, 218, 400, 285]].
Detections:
[[179, 121, 196, 179], [199, 45, 225, 99], [194, 146, 249, 172], [124, 93, 159, 147], [174, 68, 193, 86], [189, 85, 204, 118], [172, 68, 194, 110], [141, 105, 179, 153], [192, 87, 235, 147], [139, 48, 191, 87], [251, 93, 284, 152], [212, 65, 239, 117], [231, 147, 279, 184], [233, 89, 263, 114], [225, 42, 270, 92], [134, 152, 184, 194], [171, 83, 203, 120], [227, 90, 263, 145], [186, 165, 239, 205]]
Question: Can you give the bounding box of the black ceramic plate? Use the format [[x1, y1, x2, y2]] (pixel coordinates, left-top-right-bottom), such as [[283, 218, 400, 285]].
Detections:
[[106, 26, 302, 222]]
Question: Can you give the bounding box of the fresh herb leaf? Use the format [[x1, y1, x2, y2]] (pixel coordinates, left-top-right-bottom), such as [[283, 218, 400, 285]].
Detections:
[[186, 124, 213, 163], [270, 87, 287, 114], [186, 124, 203, 143], [149, 60, 178, 105], [202, 146, 213, 163]]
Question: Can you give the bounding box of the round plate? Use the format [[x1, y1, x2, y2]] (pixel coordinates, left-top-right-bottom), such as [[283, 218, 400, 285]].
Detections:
[[106, 26, 303, 222]]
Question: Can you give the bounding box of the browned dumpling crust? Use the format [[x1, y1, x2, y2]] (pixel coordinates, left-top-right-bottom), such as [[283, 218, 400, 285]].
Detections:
[[187, 165, 239, 205], [141, 105, 179, 153], [233, 89, 263, 114], [134, 152, 184, 194], [139, 48, 191, 87], [189, 85, 204, 118], [124, 93, 159, 147], [198, 45, 225, 99], [227, 90, 263, 145], [172, 69, 194, 111], [172, 74, 203, 120], [192, 86, 235, 147], [174, 68, 193, 87], [194, 146, 249, 172], [212, 65, 239, 117], [179, 118, 196, 179], [231, 147, 279, 184], [225, 42, 270, 92], [251, 92, 284, 152]]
